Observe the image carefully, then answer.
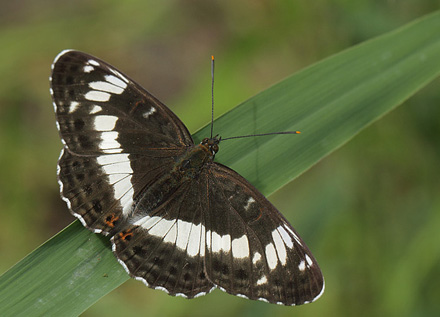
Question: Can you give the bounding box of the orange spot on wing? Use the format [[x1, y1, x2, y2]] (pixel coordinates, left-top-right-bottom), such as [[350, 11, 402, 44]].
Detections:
[[119, 230, 133, 241], [255, 209, 263, 221], [129, 100, 144, 115], [105, 214, 120, 228], [249, 208, 264, 224]]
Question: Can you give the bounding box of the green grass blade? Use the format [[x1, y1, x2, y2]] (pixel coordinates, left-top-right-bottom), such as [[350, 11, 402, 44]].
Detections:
[[0, 222, 128, 316], [1, 11, 440, 316]]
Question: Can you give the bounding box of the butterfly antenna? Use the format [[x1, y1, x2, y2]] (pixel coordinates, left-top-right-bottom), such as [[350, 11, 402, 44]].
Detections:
[[221, 130, 301, 141], [209, 55, 299, 142], [210, 55, 215, 139]]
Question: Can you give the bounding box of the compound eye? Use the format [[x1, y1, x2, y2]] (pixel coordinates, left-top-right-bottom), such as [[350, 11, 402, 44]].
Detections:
[[202, 138, 209, 144], [212, 144, 219, 153]]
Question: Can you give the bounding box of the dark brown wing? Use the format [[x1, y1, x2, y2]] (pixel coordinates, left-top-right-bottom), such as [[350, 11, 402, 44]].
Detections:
[[202, 163, 324, 306], [111, 178, 215, 298], [51, 50, 193, 234], [51, 50, 193, 155]]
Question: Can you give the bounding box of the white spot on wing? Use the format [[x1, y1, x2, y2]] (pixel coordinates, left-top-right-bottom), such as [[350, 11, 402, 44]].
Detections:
[[108, 174, 134, 215], [231, 235, 249, 259], [100, 150, 134, 215], [94, 115, 118, 131], [108, 172, 130, 186], [55, 120, 61, 133], [88, 59, 99, 66], [272, 229, 287, 265], [143, 107, 156, 119], [96, 154, 132, 173], [244, 197, 256, 211], [89, 81, 124, 94], [199, 224, 206, 257], [85, 90, 111, 102], [265, 242, 278, 270], [186, 222, 203, 257], [206, 229, 211, 246], [105, 74, 128, 89], [305, 254, 313, 267], [149, 218, 174, 238], [278, 225, 294, 249], [69, 101, 80, 114], [256, 275, 267, 286], [83, 65, 94, 73], [110, 68, 129, 83], [163, 222, 177, 244], [155, 286, 170, 295], [175, 219, 192, 251], [298, 260, 306, 271], [99, 131, 122, 154], [211, 231, 221, 253], [252, 252, 261, 264], [222, 234, 231, 252], [89, 105, 102, 114], [57, 148, 69, 206], [194, 284, 214, 298], [211, 232, 231, 253]]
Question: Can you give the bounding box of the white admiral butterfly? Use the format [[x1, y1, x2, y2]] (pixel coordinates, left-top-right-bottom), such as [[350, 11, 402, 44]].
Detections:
[[50, 50, 324, 305]]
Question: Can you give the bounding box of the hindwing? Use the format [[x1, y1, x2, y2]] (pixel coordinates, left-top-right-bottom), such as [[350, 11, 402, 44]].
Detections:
[[202, 163, 324, 305]]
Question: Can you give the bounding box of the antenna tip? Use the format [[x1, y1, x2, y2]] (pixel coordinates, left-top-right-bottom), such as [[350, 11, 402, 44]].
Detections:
[[211, 55, 215, 61], [295, 131, 301, 134]]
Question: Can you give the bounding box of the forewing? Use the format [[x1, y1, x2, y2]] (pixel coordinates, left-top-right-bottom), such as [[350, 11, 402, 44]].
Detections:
[[111, 179, 215, 298], [50, 49, 193, 155], [203, 163, 324, 306], [51, 50, 193, 234]]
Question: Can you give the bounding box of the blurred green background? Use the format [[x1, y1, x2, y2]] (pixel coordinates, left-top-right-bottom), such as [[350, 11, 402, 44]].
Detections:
[[1, 1, 439, 316]]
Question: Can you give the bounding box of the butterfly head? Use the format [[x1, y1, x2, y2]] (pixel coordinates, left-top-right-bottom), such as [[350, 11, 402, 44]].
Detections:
[[201, 135, 220, 157]]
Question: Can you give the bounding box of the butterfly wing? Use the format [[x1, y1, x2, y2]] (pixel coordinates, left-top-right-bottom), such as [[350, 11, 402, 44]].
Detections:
[[51, 50, 193, 234], [203, 163, 324, 306], [111, 177, 215, 298]]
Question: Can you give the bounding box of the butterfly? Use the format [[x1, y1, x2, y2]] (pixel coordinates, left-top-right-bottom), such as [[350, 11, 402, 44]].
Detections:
[[50, 50, 324, 306]]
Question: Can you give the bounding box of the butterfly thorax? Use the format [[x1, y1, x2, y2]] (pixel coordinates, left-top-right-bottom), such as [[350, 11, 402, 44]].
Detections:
[[130, 138, 220, 219], [174, 137, 220, 180]]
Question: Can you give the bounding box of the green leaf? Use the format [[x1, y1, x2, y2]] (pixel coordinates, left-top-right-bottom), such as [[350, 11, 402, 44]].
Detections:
[[2, 11, 440, 316]]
